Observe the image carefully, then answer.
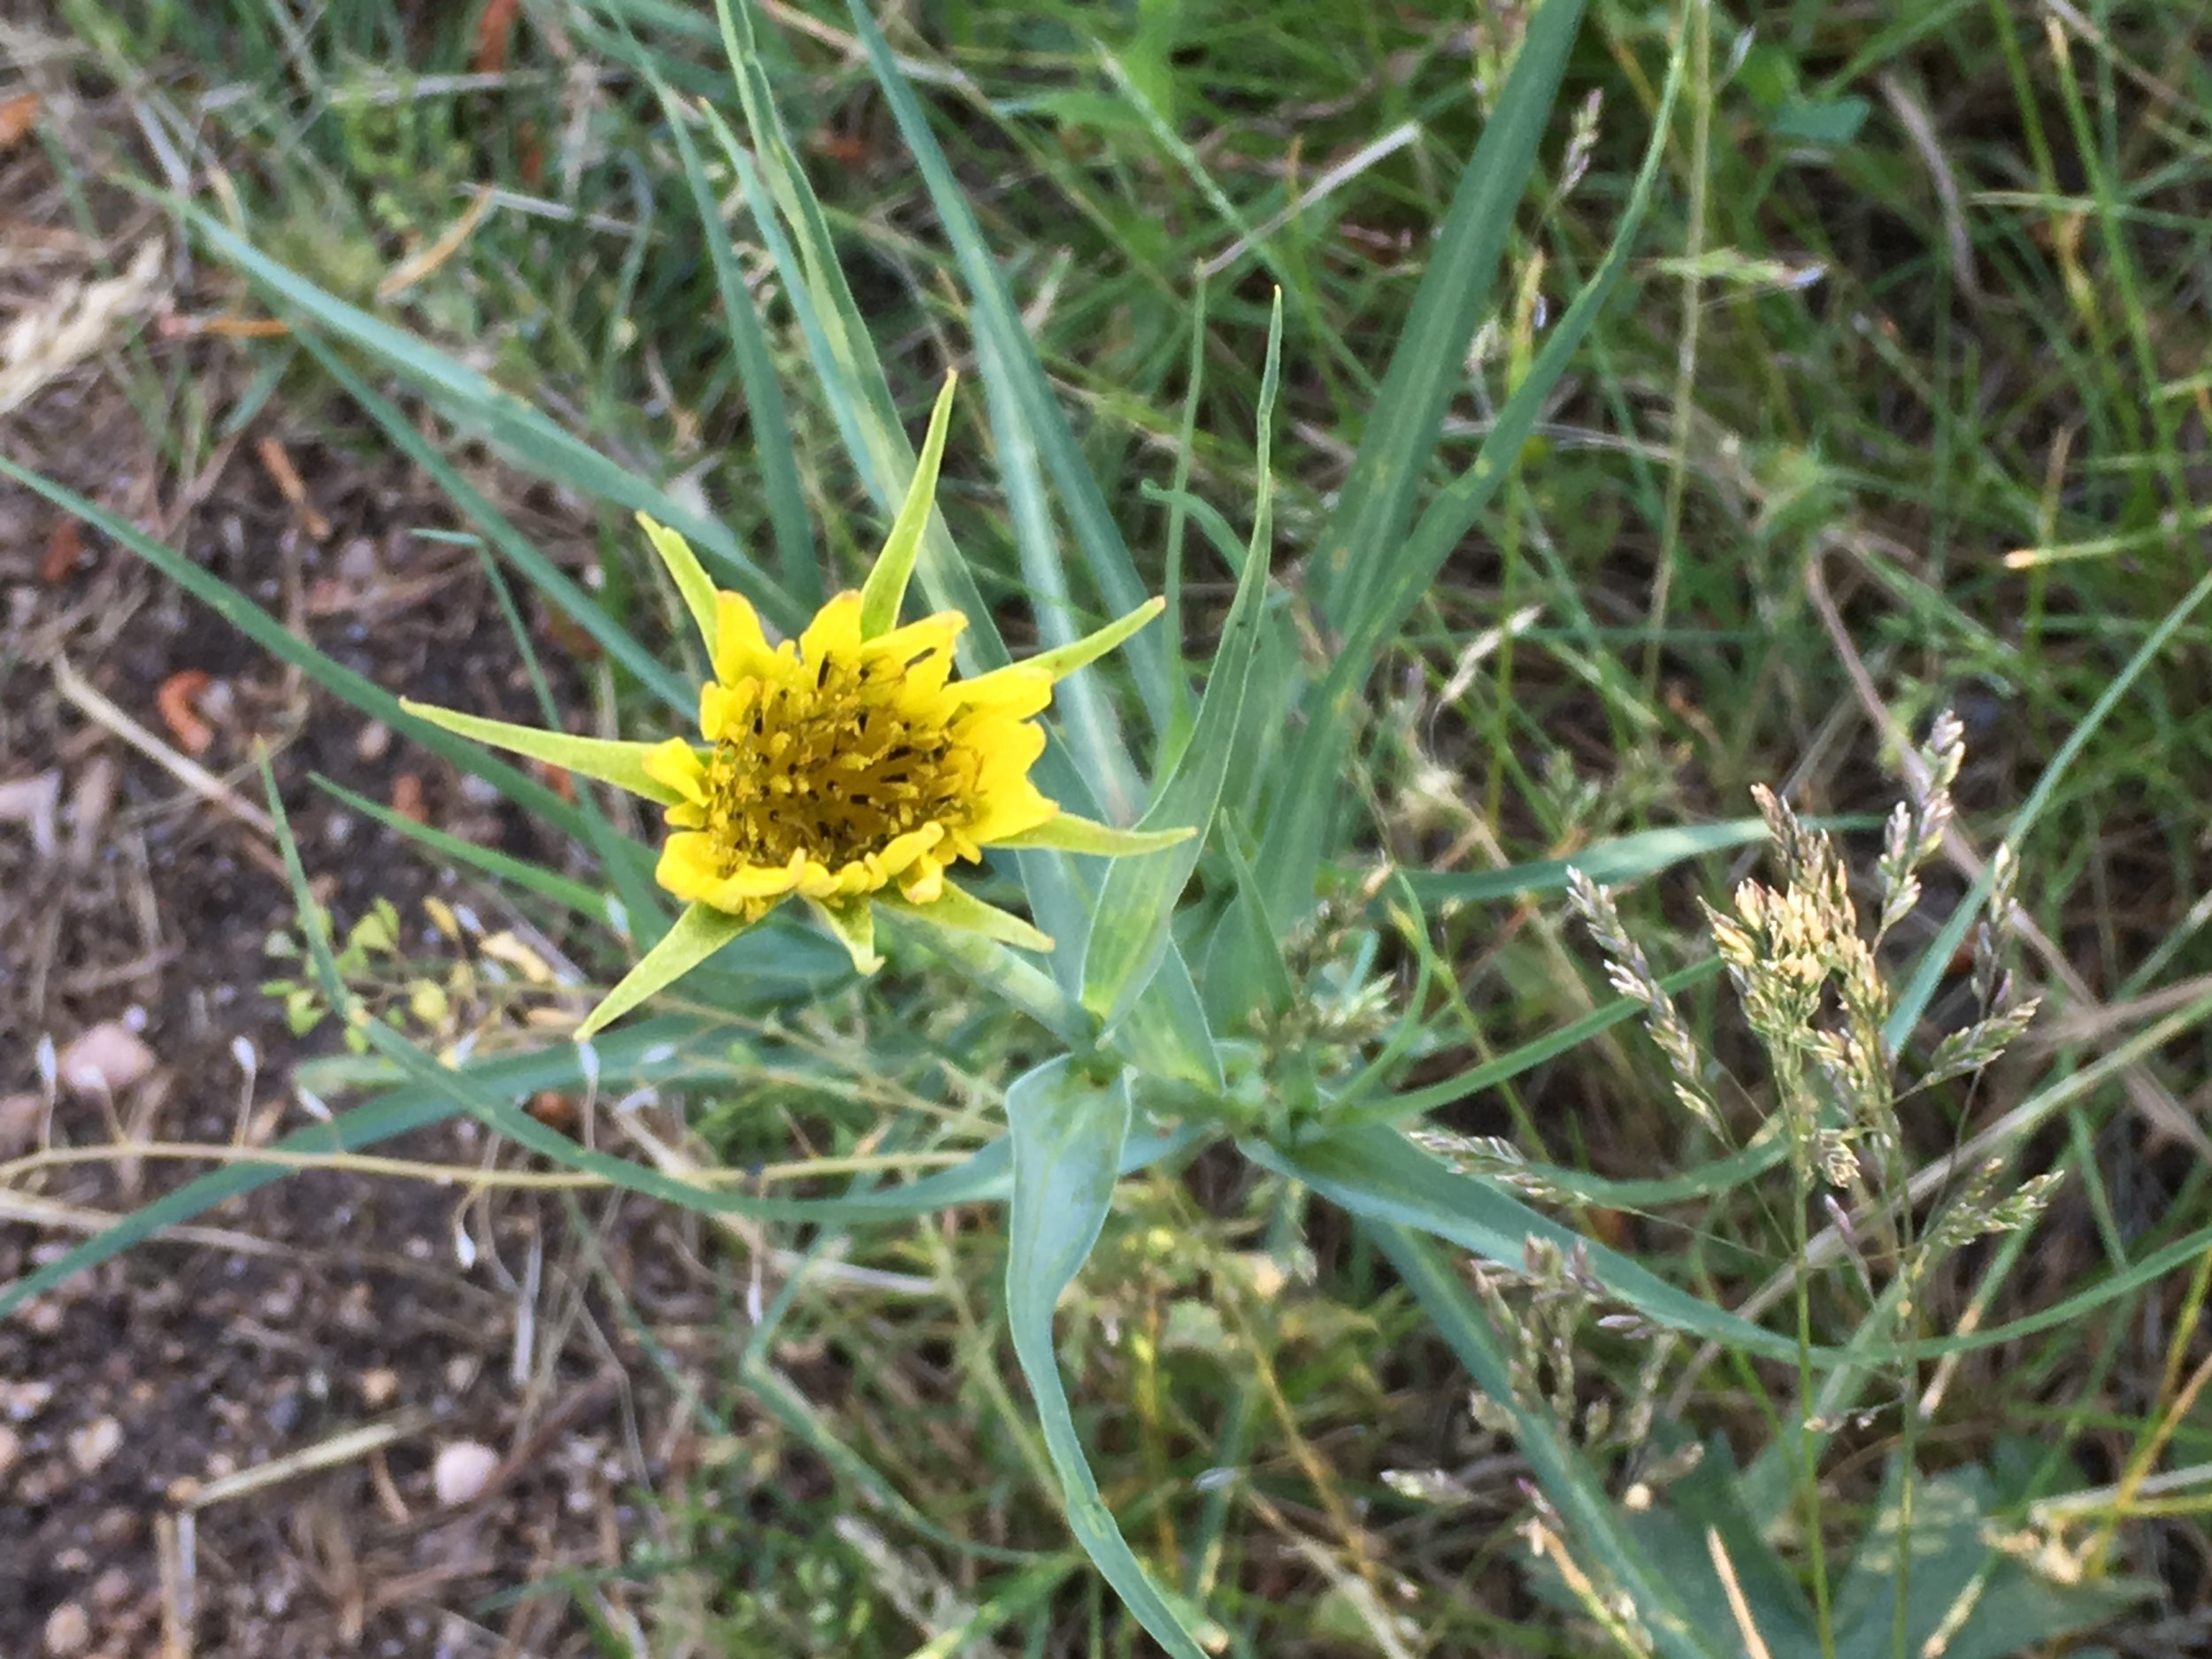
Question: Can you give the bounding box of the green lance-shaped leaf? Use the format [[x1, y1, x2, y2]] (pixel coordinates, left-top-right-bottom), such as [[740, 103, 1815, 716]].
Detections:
[[1005, 1056, 1211, 1659], [1079, 291, 1283, 1028]]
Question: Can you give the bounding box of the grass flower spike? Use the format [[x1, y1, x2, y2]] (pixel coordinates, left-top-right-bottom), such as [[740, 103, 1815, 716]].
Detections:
[[400, 374, 1185, 1038]]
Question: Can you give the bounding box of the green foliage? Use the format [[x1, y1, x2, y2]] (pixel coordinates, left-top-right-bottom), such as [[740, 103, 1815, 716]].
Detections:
[[16, 0, 2212, 1653]]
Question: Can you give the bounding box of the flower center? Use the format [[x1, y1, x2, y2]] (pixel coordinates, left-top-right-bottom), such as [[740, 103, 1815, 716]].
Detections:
[[702, 651, 975, 875]]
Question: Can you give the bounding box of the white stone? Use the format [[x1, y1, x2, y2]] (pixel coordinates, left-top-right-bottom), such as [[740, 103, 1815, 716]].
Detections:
[[432, 1440, 499, 1506]]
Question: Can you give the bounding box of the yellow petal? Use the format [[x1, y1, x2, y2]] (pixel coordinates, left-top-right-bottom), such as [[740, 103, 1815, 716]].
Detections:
[[857, 370, 959, 639], [397, 699, 680, 805], [713, 590, 781, 686], [964, 776, 1056, 849], [949, 664, 1053, 718], [575, 902, 749, 1038], [636, 514, 719, 664], [699, 680, 757, 743], [874, 822, 946, 877], [640, 736, 709, 806], [864, 611, 966, 695], [653, 833, 727, 903], [656, 839, 803, 912], [798, 590, 866, 672]]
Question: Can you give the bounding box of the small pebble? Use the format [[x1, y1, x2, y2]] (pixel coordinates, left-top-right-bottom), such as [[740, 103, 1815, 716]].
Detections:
[[57, 1023, 157, 1096], [357, 1369, 399, 1409], [68, 1416, 121, 1474], [0, 1425, 19, 1477], [433, 1440, 499, 1507], [4, 1380, 56, 1419], [42, 1603, 88, 1656]]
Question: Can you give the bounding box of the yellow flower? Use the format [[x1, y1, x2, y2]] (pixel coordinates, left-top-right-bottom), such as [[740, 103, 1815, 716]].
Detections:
[[400, 374, 1185, 1038]]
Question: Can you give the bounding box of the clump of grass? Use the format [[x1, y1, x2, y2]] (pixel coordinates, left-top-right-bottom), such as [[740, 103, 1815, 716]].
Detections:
[[1563, 712, 2078, 1650], [12, 1, 2212, 1655]]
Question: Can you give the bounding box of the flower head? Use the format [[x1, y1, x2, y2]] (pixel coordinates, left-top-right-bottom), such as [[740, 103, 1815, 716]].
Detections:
[[401, 373, 1182, 1037]]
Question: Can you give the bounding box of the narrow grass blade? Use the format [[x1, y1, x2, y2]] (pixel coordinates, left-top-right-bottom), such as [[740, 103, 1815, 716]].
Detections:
[[302, 335, 696, 714], [311, 775, 611, 924], [179, 204, 800, 629], [1250, 1123, 1815, 1364], [1386, 818, 1790, 902], [975, 327, 1141, 817], [647, 69, 822, 609], [1327, 958, 1727, 1129], [1005, 1056, 1210, 1659], [1080, 295, 1283, 1026], [0, 1017, 721, 1320], [1886, 565, 2212, 1050], [707, 0, 1003, 664], [1310, 0, 1587, 629], [1256, 18, 1687, 933], [1369, 1225, 1732, 1659], [849, 0, 1171, 735], [0, 455, 609, 853]]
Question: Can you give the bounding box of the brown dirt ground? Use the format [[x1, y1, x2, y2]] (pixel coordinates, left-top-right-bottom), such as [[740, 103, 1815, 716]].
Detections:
[[0, 119, 719, 1659]]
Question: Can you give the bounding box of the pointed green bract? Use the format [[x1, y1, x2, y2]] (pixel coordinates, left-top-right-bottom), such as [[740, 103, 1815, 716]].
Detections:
[[999, 815, 1194, 858], [883, 885, 1054, 953], [637, 513, 722, 665], [1080, 292, 1284, 1028], [806, 896, 884, 973], [577, 902, 748, 1039], [969, 598, 1165, 698], [397, 699, 682, 805], [858, 371, 961, 639]]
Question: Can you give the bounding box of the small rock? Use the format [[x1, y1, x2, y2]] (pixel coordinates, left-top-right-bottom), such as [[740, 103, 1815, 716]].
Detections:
[[357, 1369, 399, 1409], [43, 1603, 89, 1656], [3, 1379, 55, 1419], [91, 1567, 131, 1609], [335, 537, 379, 583], [57, 1023, 156, 1097], [68, 1415, 121, 1473], [0, 1425, 19, 1477], [356, 720, 392, 763], [432, 1440, 499, 1506]]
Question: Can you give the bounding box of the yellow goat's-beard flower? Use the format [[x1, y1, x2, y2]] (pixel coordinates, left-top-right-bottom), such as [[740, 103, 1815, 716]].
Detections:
[[401, 374, 1183, 1038]]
